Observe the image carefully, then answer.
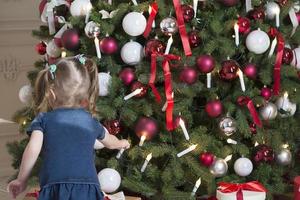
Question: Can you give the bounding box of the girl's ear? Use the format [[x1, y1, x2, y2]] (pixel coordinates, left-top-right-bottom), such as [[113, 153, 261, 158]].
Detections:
[[80, 99, 89, 108], [49, 89, 56, 101]]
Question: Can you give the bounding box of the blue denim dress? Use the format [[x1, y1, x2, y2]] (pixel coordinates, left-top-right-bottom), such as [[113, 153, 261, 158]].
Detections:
[[27, 108, 105, 200]]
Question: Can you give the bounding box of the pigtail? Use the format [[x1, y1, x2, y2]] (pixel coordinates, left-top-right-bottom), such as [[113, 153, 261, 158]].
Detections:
[[34, 68, 52, 113], [84, 58, 99, 116]]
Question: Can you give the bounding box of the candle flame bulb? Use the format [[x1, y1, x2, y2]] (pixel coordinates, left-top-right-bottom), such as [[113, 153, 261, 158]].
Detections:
[[139, 135, 146, 147]]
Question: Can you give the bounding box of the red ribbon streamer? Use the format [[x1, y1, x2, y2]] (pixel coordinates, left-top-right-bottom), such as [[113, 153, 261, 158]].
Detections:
[[172, 0, 192, 56], [25, 190, 39, 199], [269, 28, 285, 96], [218, 181, 267, 200], [149, 53, 181, 131], [237, 96, 262, 128], [143, 2, 158, 38]]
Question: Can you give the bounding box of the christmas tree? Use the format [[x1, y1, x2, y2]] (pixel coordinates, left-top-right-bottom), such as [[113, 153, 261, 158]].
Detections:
[[7, 0, 300, 199]]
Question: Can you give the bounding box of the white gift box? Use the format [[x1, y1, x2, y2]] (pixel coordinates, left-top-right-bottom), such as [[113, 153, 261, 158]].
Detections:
[[216, 190, 266, 200]]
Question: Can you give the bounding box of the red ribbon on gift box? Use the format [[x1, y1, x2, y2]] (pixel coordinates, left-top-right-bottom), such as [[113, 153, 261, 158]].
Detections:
[[218, 181, 267, 200], [149, 53, 181, 131], [237, 96, 262, 128], [268, 27, 284, 96], [143, 2, 158, 38]]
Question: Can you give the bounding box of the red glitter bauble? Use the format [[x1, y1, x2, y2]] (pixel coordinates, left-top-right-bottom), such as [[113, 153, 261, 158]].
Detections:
[[243, 63, 257, 79], [119, 68, 135, 86], [61, 28, 80, 51], [188, 30, 201, 48], [180, 67, 198, 84], [253, 144, 275, 164], [237, 17, 251, 34], [205, 100, 223, 118], [144, 39, 166, 57], [196, 55, 215, 73], [130, 81, 148, 98], [219, 60, 239, 81], [100, 37, 118, 54], [181, 4, 195, 22], [199, 152, 215, 167], [135, 117, 158, 139], [248, 8, 265, 21], [35, 41, 47, 55], [282, 48, 294, 65], [277, 0, 289, 7], [260, 87, 272, 101], [103, 119, 121, 135]]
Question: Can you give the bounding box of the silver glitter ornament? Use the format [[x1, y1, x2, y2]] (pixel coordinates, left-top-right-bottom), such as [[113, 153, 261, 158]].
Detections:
[[209, 158, 228, 177], [85, 21, 100, 38], [276, 148, 292, 166], [259, 102, 278, 120], [219, 116, 237, 136], [265, 2, 280, 20], [160, 17, 178, 35], [275, 95, 297, 117]]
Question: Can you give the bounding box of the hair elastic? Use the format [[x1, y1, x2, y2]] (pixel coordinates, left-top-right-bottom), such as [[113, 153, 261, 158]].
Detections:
[[75, 54, 86, 65], [49, 64, 57, 80]]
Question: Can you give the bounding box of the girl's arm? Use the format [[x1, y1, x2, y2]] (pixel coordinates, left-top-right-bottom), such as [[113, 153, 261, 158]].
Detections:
[[7, 131, 43, 199], [94, 139, 105, 149], [100, 131, 130, 150]]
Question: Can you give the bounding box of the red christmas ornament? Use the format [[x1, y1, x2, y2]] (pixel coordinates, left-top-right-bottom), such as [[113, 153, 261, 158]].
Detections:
[[249, 122, 257, 134], [282, 48, 294, 65], [237, 17, 251, 34], [181, 4, 195, 22], [173, 116, 187, 129], [135, 117, 158, 139], [196, 55, 215, 73], [219, 0, 239, 6], [103, 119, 121, 135], [277, 0, 289, 7], [219, 60, 239, 81], [260, 86, 272, 101], [199, 152, 215, 167], [35, 41, 47, 55], [130, 81, 148, 98], [188, 30, 201, 48], [253, 144, 275, 164], [100, 37, 118, 54], [144, 39, 166, 57], [248, 8, 265, 21], [205, 99, 223, 118], [180, 67, 198, 84], [296, 12, 300, 23], [119, 68, 135, 86], [61, 28, 80, 51], [243, 63, 257, 79]]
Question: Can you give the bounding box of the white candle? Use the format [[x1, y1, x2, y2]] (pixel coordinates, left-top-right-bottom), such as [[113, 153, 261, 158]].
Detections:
[[179, 118, 190, 141], [289, 8, 299, 36], [139, 135, 146, 147], [237, 69, 246, 92], [94, 36, 102, 59], [224, 154, 233, 162], [177, 144, 197, 157], [227, 138, 238, 145], [164, 35, 173, 54], [234, 23, 239, 46], [141, 153, 152, 172], [108, 0, 112, 5], [282, 92, 289, 108], [245, 0, 252, 12], [85, 11, 90, 24], [268, 38, 277, 58], [282, 143, 289, 149], [131, 0, 138, 5], [162, 92, 174, 112], [61, 51, 67, 58], [193, 0, 198, 18], [191, 178, 201, 197], [149, 6, 155, 28], [124, 88, 143, 100], [207, 73, 212, 88], [275, 9, 280, 28], [116, 148, 125, 159]]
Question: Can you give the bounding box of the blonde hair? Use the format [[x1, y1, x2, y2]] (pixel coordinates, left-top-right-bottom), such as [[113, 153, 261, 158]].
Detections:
[[34, 57, 98, 115]]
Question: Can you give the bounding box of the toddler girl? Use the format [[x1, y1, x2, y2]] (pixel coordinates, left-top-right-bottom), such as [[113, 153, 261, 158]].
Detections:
[[7, 56, 130, 200]]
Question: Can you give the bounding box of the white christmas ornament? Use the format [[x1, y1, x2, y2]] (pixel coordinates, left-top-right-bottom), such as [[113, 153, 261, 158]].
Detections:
[[98, 72, 112, 96], [291, 47, 300, 70], [122, 12, 147, 36], [259, 102, 278, 120], [246, 29, 270, 54], [234, 157, 253, 177], [98, 168, 121, 193], [46, 40, 61, 58], [19, 85, 33, 104], [121, 41, 143, 65], [70, 0, 92, 16], [275, 93, 297, 117], [265, 2, 280, 20]]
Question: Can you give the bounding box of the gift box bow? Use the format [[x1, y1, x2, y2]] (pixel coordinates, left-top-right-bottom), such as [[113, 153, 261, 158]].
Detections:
[[218, 181, 267, 200]]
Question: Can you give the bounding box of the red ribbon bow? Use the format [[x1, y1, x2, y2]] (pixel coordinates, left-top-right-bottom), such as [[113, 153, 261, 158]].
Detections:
[[218, 181, 267, 200], [172, 0, 192, 56], [143, 2, 158, 38], [268, 27, 285, 96], [237, 96, 262, 128], [25, 190, 39, 199], [149, 53, 181, 131]]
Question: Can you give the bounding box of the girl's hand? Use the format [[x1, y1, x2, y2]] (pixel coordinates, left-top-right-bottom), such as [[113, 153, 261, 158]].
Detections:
[[120, 139, 130, 149], [7, 179, 27, 199]]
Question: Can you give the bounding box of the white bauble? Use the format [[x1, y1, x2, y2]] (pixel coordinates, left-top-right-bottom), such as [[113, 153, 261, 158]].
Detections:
[[265, 2, 280, 20], [98, 168, 121, 193], [122, 12, 147, 36], [121, 41, 143, 65], [275, 95, 297, 117], [246, 29, 270, 54], [19, 85, 33, 104], [291, 47, 300, 70], [234, 157, 253, 177], [46, 40, 61, 58], [259, 102, 278, 120], [276, 149, 292, 166], [209, 158, 228, 177], [98, 72, 112, 96], [70, 0, 92, 16]]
